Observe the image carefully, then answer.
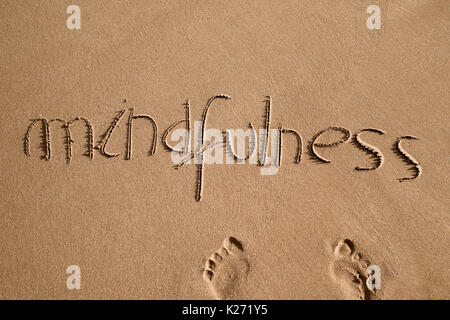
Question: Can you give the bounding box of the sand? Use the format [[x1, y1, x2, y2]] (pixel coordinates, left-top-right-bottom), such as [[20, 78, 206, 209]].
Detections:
[[0, 0, 449, 299]]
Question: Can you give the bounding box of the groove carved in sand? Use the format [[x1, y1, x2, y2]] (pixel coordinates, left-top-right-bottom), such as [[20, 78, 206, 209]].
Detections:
[[310, 126, 351, 163], [281, 127, 303, 164], [162, 100, 190, 154], [24, 118, 50, 160], [25, 117, 94, 164], [195, 94, 231, 201], [126, 108, 158, 160], [394, 136, 421, 182], [225, 122, 257, 162], [259, 96, 272, 166], [98, 109, 127, 158], [353, 128, 385, 171]]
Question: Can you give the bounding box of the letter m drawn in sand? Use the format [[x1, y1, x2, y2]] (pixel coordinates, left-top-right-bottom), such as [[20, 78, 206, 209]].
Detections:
[[25, 117, 94, 164]]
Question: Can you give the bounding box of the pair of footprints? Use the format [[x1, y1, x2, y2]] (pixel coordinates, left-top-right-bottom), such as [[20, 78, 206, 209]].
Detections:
[[202, 237, 377, 300]]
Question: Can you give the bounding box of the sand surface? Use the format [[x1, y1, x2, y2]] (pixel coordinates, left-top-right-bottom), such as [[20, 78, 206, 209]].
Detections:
[[0, 0, 449, 299]]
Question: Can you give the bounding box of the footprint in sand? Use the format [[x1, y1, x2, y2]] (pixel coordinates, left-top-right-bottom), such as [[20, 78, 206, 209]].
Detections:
[[330, 239, 377, 300], [203, 237, 250, 300]]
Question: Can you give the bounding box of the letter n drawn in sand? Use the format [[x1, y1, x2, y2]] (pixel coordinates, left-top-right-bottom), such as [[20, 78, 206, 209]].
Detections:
[[126, 108, 158, 160]]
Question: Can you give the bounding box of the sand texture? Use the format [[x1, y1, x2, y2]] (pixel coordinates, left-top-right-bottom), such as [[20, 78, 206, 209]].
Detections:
[[0, 0, 449, 299]]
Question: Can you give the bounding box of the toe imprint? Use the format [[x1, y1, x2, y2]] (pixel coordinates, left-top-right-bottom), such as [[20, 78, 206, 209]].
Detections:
[[334, 239, 354, 257]]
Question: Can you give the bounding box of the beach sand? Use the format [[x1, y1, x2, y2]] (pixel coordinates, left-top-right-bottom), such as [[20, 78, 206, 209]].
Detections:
[[0, 0, 448, 299]]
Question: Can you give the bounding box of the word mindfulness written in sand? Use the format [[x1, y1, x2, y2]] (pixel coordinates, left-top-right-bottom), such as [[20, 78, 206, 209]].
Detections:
[[24, 95, 421, 201]]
